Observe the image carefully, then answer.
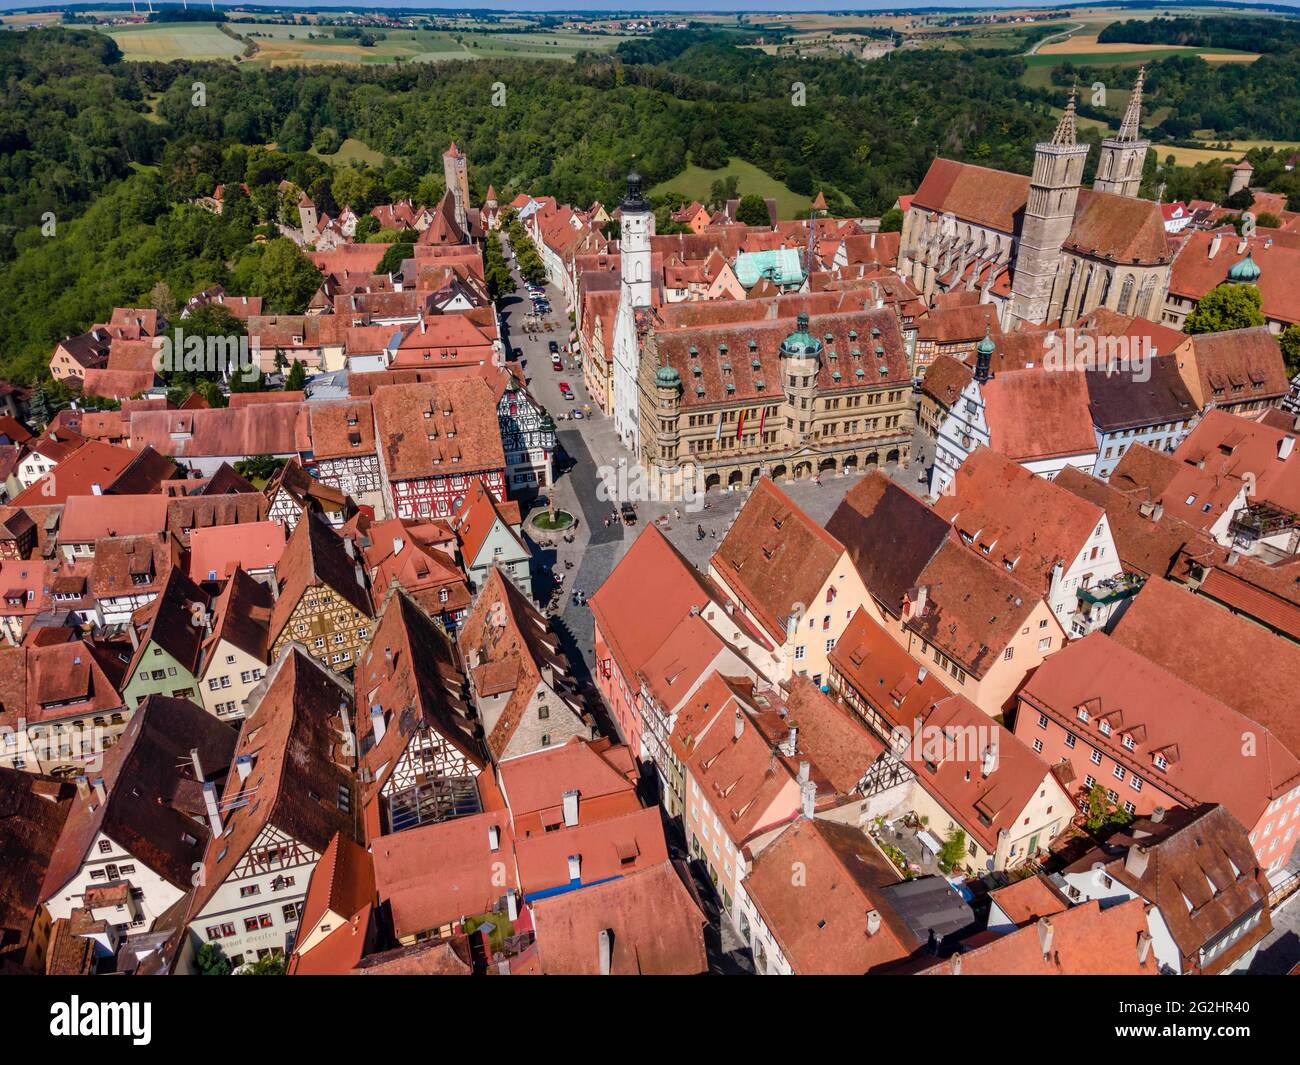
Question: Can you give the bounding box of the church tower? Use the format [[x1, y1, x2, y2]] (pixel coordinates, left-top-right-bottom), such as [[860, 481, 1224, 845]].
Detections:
[[611, 171, 656, 454], [442, 142, 470, 232], [1007, 93, 1090, 327], [1094, 67, 1149, 198]]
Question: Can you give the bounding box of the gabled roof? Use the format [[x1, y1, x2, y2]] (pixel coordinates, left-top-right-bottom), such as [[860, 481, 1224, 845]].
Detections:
[[125, 567, 211, 679], [711, 478, 845, 642], [39, 695, 236, 901], [982, 367, 1098, 462], [270, 511, 373, 647], [286, 831, 376, 976], [202, 567, 274, 665], [827, 471, 953, 617], [911, 158, 1030, 234], [0, 770, 73, 957], [742, 818, 920, 974], [370, 379, 504, 480], [830, 608, 954, 729]]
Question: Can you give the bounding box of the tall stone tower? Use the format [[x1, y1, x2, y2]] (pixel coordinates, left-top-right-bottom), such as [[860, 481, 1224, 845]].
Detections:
[[442, 142, 470, 232], [1007, 93, 1090, 327], [1094, 67, 1149, 198], [611, 171, 656, 454], [619, 171, 654, 309]]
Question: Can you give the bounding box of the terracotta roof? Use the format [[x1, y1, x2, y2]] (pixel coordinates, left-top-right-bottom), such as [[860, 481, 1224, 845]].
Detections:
[[918, 898, 1156, 975], [307, 399, 376, 461], [905, 539, 1041, 681], [1196, 557, 1300, 641], [189, 520, 286, 582], [711, 478, 845, 643], [0, 770, 73, 958], [452, 477, 527, 568], [1182, 327, 1290, 408], [128, 404, 311, 461], [1173, 407, 1300, 515], [188, 648, 359, 918], [1169, 229, 1300, 326], [1110, 578, 1300, 759], [920, 354, 974, 408], [911, 158, 1030, 234], [202, 567, 274, 663], [933, 446, 1106, 598], [39, 695, 237, 901], [11, 441, 142, 507], [1064, 804, 1271, 974], [498, 737, 642, 835], [830, 607, 955, 726], [988, 873, 1069, 928], [270, 511, 373, 647], [1063, 189, 1171, 265], [286, 831, 376, 976], [982, 367, 1098, 462], [743, 818, 921, 974], [351, 936, 473, 975], [526, 862, 708, 975], [370, 379, 504, 481]]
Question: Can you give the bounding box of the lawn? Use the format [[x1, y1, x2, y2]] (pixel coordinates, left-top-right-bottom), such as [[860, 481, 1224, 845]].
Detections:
[[100, 22, 244, 61], [651, 158, 815, 219], [310, 137, 388, 168]]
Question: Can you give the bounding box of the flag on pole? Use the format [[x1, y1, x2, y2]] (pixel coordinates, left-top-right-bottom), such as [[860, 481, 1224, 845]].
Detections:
[[759, 406, 766, 438], [715, 415, 722, 442], [736, 410, 745, 441]]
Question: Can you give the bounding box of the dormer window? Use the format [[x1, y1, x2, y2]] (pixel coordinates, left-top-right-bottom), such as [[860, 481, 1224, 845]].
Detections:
[[1077, 707, 1090, 723]]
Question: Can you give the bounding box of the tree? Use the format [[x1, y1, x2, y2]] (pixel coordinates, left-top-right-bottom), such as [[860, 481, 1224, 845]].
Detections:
[[1184, 283, 1266, 335], [937, 829, 967, 874], [735, 194, 771, 228], [375, 242, 414, 275], [353, 215, 380, 241], [253, 239, 324, 315], [1279, 323, 1300, 378], [195, 943, 231, 977], [149, 280, 178, 322], [879, 207, 904, 233], [1083, 782, 1134, 832], [238, 953, 286, 976], [1257, 211, 1283, 229], [285, 358, 307, 391], [235, 455, 286, 483]]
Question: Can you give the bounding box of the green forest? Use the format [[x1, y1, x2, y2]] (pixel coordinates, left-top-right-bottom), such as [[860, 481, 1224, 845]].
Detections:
[[3, 23, 1300, 384]]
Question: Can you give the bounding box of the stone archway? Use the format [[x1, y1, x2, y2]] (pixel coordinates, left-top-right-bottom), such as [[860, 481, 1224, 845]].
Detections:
[[728, 469, 744, 487], [818, 457, 837, 475], [770, 463, 788, 482], [865, 452, 880, 468], [843, 454, 860, 473], [749, 467, 763, 484], [705, 472, 722, 492], [794, 462, 812, 480], [886, 448, 901, 465]]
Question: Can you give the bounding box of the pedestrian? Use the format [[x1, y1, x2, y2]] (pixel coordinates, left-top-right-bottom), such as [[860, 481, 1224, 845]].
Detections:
[[710, 529, 716, 540]]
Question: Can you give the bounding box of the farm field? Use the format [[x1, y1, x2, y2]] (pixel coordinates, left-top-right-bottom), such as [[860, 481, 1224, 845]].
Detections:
[[650, 158, 816, 219], [99, 22, 244, 61], [1154, 139, 1300, 166]]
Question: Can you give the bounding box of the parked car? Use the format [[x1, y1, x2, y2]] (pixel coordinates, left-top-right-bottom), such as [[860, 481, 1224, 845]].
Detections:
[[511, 348, 523, 360], [620, 501, 637, 526], [551, 354, 564, 371], [558, 382, 574, 400], [548, 340, 560, 355]]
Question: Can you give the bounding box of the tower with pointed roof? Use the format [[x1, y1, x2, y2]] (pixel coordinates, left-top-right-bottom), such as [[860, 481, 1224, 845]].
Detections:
[[442, 142, 470, 233], [612, 171, 655, 453], [1094, 67, 1149, 198], [1008, 92, 1091, 327]]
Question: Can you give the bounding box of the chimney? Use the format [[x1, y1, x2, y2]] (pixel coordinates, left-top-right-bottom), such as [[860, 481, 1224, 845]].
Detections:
[[917, 665, 928, 684], [189, 747, 205, 783], [370, 705, 386, 744], [734, 710, 744, 741], [1279, 436, 1295, 461], [234, 755, 253, 783], [506, 889, 519, 921], [1125, 844, 1150, 879], [567, 854, 581, 883], [782, 725, 798, 756], [488, 823, 500, 852], [91, 483, 102, 496], [798, 759, 810, 784], [91, 778, 106, 805], [392, 537, 405, 556], [1152, 503, 1164, 522], [202, 781, 223, 836], [1138, 930, 1153, 965], [911, 584, 929, 617], [75, 775, 90, 802], [1151, 806, 1166, 824], [866, 909, 881, 936], [598, 929, 613, 976], [981, 745, 997, 778], [1037, 916, 1055, 957], [1208, 231, 1222, 259], [950, 952, 963, 975], [354, 563, 365, 588], [800, 776, 817, 819], [562, 789, 580, 828], [126, 621, 139, 651]]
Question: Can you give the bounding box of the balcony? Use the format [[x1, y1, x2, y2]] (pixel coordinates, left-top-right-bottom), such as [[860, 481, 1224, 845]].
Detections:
[[1076, 572, 1145, 607], [1230, 501, 1300, 543]]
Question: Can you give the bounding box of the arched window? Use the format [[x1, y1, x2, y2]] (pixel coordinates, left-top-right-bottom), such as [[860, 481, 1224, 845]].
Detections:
[[1136, 275, 1159, 319], [1117, 274, 1136, 315]]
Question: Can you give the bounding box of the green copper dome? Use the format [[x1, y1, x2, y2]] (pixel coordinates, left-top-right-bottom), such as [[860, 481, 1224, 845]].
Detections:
[[976, 329, 996, 356], [656, 363, 681, 388], [1228, 253, 1261, 283], [780, 313, 823, 359]]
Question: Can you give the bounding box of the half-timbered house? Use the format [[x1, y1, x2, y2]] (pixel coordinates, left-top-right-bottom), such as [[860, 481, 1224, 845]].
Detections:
[[307, 399, 385, 517], [266, 457, 356, 531], [186, 647, 359, 970], [371, 380, 507, 520], [353, 591, 487, 839], [268, 511, 374, 676]]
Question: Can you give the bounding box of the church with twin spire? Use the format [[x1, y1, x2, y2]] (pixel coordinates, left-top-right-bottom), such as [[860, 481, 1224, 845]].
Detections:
[[898, 71, 1174, 329]]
